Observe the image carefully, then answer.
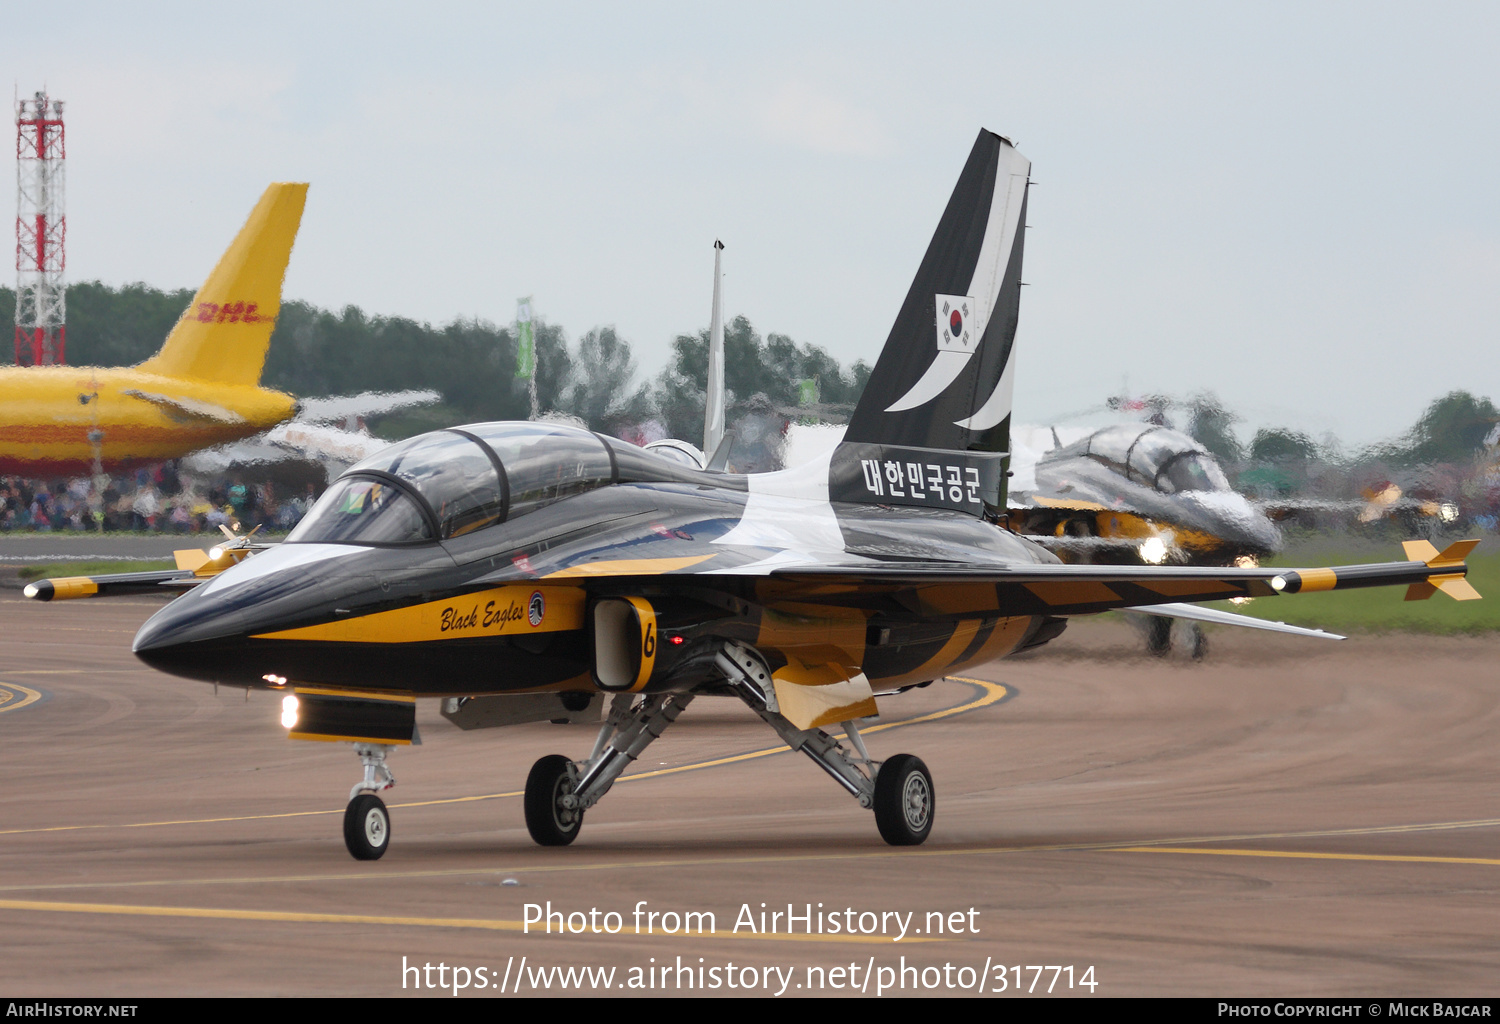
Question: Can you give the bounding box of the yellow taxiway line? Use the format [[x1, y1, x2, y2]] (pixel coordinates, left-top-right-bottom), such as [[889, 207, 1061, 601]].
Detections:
[[3, 818, 1499, 899], [0, 683, 43, 715], [0, 677, 1010, 835], [1108, 846, 1500, 867], [0, 897, 941, 943], [2, 835, 1497, 935]]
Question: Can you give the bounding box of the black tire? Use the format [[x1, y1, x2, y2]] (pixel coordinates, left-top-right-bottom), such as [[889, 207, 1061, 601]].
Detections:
[[525, 754, 583, 847], [1145, 616, 1173, 657], [344, 794, 390, 861], [1188, 623, 1209, 661], [873, 753, 934, 846]]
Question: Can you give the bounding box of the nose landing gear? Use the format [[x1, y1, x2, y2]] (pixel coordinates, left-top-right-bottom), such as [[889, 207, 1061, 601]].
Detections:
[[345, 793, 390, 860], [343, 743, 395, 860]]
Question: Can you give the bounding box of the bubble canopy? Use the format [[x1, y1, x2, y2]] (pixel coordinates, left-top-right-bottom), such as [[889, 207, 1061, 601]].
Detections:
[[1060, 425, 1231, 495], [287, 423, 614, 545]]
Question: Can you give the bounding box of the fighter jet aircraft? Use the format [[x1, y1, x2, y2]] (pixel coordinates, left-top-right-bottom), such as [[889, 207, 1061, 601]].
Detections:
[[26, 130, 1480, 859], [1010, 422, 1284, 656], [1013, 423, 1280, 563]]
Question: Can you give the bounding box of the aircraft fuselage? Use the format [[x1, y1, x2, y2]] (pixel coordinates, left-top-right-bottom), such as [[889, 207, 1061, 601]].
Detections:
[[0, 364, 297, 476], [133, 472, 1062, 698]]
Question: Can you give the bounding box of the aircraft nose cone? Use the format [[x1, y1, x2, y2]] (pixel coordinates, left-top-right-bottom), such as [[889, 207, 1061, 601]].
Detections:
[[1177, 490, 1282, 556], [1246, 510, 1283, 555], [132, 590, 250, 680], [132, 541, 364, 683]]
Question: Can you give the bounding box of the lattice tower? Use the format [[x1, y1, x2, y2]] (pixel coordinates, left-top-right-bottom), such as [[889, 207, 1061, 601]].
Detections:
[[15, 90, 66, 365]]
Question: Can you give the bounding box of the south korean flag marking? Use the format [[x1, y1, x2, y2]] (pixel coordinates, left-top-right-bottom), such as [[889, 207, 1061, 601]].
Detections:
[[936, 294, 974, 353], [883, 293, 979, 413]]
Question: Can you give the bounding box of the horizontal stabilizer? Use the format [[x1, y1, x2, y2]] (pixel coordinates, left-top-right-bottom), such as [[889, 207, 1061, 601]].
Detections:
[[1133, 602, 1344, 640], [122, 389, 247, 424], [295, 390, 442, 424]]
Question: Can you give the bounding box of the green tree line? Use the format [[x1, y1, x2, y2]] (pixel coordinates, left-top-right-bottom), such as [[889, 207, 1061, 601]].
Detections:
[[0, 282, 868, 440], [7, 283, 1487, 471]]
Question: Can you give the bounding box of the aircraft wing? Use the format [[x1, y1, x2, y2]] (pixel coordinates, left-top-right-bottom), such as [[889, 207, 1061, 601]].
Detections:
[[1255, 495, 1457, 525], [765, 549, 1477, 616], [23, 568, 199, 601], [462, 502, 1476, 620], [23, 540, 265, 601]]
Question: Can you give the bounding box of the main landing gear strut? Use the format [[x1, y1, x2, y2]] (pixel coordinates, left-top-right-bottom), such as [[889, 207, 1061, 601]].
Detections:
[[524, 691, 695, 846], [522, 642, 935, 848]]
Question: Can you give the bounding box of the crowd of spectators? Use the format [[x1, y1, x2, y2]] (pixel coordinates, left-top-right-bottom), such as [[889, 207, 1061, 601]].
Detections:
[[0, 464, 322, 534]]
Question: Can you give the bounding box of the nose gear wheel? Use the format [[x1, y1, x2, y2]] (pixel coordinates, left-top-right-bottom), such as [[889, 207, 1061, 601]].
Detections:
[[344, 793, 391, 860]]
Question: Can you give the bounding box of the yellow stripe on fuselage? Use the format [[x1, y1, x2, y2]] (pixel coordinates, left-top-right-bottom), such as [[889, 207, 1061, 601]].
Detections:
[[542, 555, 714, 578], [252, 586, 584, 644]]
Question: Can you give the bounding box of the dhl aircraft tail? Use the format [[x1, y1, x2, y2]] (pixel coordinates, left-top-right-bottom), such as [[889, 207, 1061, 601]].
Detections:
[[136, 183, 308, 386]]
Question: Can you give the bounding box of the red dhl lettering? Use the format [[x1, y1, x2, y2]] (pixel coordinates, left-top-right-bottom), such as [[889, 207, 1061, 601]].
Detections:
[[193, 302, 264, 324]]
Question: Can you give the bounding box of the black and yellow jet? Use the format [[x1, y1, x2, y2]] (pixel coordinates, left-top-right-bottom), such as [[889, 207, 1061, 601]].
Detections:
[[26, 130, 1480, 859]]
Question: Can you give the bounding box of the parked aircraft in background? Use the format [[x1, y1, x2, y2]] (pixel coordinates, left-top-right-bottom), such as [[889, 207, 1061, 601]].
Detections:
[[1012, 423, 1279, 563], [0, 184, 306, 477], [26, 131, 1480, 860], [1009, 424, 1282, 656]]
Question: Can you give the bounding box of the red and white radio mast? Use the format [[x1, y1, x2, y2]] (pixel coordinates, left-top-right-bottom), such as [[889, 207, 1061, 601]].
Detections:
[[14, 90, 65, 366]]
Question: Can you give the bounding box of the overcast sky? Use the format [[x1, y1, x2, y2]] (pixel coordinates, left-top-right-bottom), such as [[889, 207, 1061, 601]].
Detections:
[[7, 2, 1497, 447]]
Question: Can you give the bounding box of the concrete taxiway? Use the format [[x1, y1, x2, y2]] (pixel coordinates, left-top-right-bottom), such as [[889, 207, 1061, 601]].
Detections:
[[0, 595, 1495, 996]]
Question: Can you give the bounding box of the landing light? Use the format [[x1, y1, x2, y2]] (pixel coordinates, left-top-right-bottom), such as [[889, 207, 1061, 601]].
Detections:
[[1138, 537, 1168, 565], [263, 673, 287, 687], [1270, 576, 1287, 592], [280, 694, 299, 729], [1230, 556, 1258, 605], [208, 546, 225, 561]]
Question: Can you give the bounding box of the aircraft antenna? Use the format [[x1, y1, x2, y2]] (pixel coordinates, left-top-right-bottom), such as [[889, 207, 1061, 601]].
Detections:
[[14, 90, 66, 365], [703, 239, 725, 455]]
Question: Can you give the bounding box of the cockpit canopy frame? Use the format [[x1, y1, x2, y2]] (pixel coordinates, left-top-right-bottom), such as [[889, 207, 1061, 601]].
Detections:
[[286, 422, 617, 546], [1054, 424, 1230, 497]]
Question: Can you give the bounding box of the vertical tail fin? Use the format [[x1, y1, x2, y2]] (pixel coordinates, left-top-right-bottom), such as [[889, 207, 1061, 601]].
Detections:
[[845, 130, 1030, 452], [137, 183, 307, 386], [831, 131, 1029, 518]]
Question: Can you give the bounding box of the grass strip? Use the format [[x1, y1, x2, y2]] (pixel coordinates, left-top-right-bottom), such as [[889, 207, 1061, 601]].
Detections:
[[1211, 538, 1498, 634], [17, 560, 177, 581]]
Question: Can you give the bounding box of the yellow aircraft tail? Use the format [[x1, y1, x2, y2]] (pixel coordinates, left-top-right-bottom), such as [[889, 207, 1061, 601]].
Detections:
[[137, 182, 308, 386]]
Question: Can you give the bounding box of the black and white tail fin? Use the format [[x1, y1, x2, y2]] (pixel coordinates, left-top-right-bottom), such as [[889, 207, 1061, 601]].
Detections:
[[832, 130, 1029, 519]]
